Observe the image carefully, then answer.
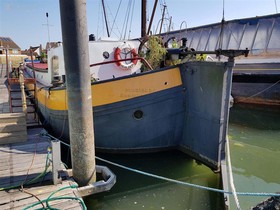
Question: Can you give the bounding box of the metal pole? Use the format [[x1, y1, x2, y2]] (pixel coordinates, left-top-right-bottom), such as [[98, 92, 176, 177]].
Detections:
[[168, 16, 172, 32], [46, 13, 51, 45], [30, 47, 36, 78], [51, 140, 62, 185], [19, 70, 27, 114], [147, 0, 158, 35], [5, 48, 8, 77], [59, 0, 96, 186], [101, 0, 110, 37], [159, 4, 166, 34]]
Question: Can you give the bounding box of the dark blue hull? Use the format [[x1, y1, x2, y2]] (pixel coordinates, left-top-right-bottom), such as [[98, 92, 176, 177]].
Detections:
[[37, 61, 232, 170], [40, 86, 184, 152]]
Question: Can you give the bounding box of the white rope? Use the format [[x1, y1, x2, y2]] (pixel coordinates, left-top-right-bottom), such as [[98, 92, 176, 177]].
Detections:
[[226, 136, 241, 210]]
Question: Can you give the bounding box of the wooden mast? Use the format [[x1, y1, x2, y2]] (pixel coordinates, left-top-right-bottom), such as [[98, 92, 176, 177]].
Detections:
[[147, 0, 158, 36], [159, 4, 166, 34], [141, 0, 147, 37]]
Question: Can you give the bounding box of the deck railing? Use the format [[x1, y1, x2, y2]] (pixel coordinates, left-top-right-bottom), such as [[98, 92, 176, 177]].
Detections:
[[19, 70, 27, 114]]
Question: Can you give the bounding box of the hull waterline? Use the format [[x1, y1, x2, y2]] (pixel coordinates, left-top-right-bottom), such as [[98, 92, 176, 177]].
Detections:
[[27, 60, 233, 171]]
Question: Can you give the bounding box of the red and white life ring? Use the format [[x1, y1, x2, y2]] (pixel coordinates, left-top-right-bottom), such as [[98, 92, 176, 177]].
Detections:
[[114, 44, 138, 70]]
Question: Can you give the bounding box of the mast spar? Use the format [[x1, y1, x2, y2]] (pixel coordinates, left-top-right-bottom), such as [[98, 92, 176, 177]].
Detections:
[[147, 0, 158, 36], [101, 0, 110, 37], [159, 4, 166, 34]]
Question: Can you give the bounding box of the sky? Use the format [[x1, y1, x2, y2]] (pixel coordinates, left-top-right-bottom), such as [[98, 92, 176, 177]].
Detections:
[[0, 0, 279, 50]]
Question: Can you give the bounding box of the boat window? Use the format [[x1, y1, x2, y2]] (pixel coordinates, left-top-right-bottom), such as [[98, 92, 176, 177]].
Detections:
[[51, 55, 61, 83], [51, 56, 59, 76]]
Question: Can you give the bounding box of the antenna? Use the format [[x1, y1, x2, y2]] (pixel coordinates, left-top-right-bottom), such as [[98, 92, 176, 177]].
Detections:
[[42, 12, 53, 48], [46, 13, 50, 44]]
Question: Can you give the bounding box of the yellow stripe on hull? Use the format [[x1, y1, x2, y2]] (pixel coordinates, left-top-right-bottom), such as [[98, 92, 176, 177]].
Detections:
[[35, 67, 182, 111]]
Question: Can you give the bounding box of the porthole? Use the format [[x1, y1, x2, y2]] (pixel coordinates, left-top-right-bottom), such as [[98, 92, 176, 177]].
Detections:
[[133, 110, 144, 120], [103, 51, 110, 59]]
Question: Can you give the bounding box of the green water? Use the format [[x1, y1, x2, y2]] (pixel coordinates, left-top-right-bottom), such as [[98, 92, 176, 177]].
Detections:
[[228, 104, 280, 209], [84, 104, 280, 210], [85, 151, 223, 209]]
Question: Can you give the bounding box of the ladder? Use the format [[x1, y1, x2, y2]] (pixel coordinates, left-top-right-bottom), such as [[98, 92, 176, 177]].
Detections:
[[7, 67, 40, 127]]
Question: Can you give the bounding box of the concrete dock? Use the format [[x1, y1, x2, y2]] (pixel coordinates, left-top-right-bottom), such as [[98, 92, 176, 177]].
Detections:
[[0, 65, 84, 209]]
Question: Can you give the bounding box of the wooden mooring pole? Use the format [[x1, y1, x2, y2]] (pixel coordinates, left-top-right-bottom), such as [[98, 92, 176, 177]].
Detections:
[[59, 0, 96, 186]]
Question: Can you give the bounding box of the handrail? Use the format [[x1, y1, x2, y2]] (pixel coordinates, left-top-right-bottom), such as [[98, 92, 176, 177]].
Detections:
[[19, 70, 27, 114], [90, 57, 153, 71]]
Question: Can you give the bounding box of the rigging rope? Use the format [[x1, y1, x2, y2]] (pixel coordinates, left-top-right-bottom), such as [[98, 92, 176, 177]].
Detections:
[[160, 0, 171, 28], [121, 0, 133, 39], [97, 1, 103, 38], [105, 0, 124, 38], [128, 0, 135, 39], [110, 0, 123, 37]]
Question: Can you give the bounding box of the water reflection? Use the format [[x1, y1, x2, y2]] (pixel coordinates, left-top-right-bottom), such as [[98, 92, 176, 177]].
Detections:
[[84, 104, 280, 209], [228, 104, 280, 209], [85, 151, 223, 210]]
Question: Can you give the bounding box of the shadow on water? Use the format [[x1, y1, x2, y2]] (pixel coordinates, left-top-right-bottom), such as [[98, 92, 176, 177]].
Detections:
[[229, 103, 280, 130], [83, 150, 224, 210]]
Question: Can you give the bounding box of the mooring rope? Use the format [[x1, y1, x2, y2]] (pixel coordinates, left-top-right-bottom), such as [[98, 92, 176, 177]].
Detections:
[[41, 131, 280, 198], [225, 136, 241, 210], [240, 79, 280, 100], [95, 156, 280, 197]]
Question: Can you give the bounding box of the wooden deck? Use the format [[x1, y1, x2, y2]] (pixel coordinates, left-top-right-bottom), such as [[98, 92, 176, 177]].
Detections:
[[0, 66, 83, 209], [0, 128, 83, 210]]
